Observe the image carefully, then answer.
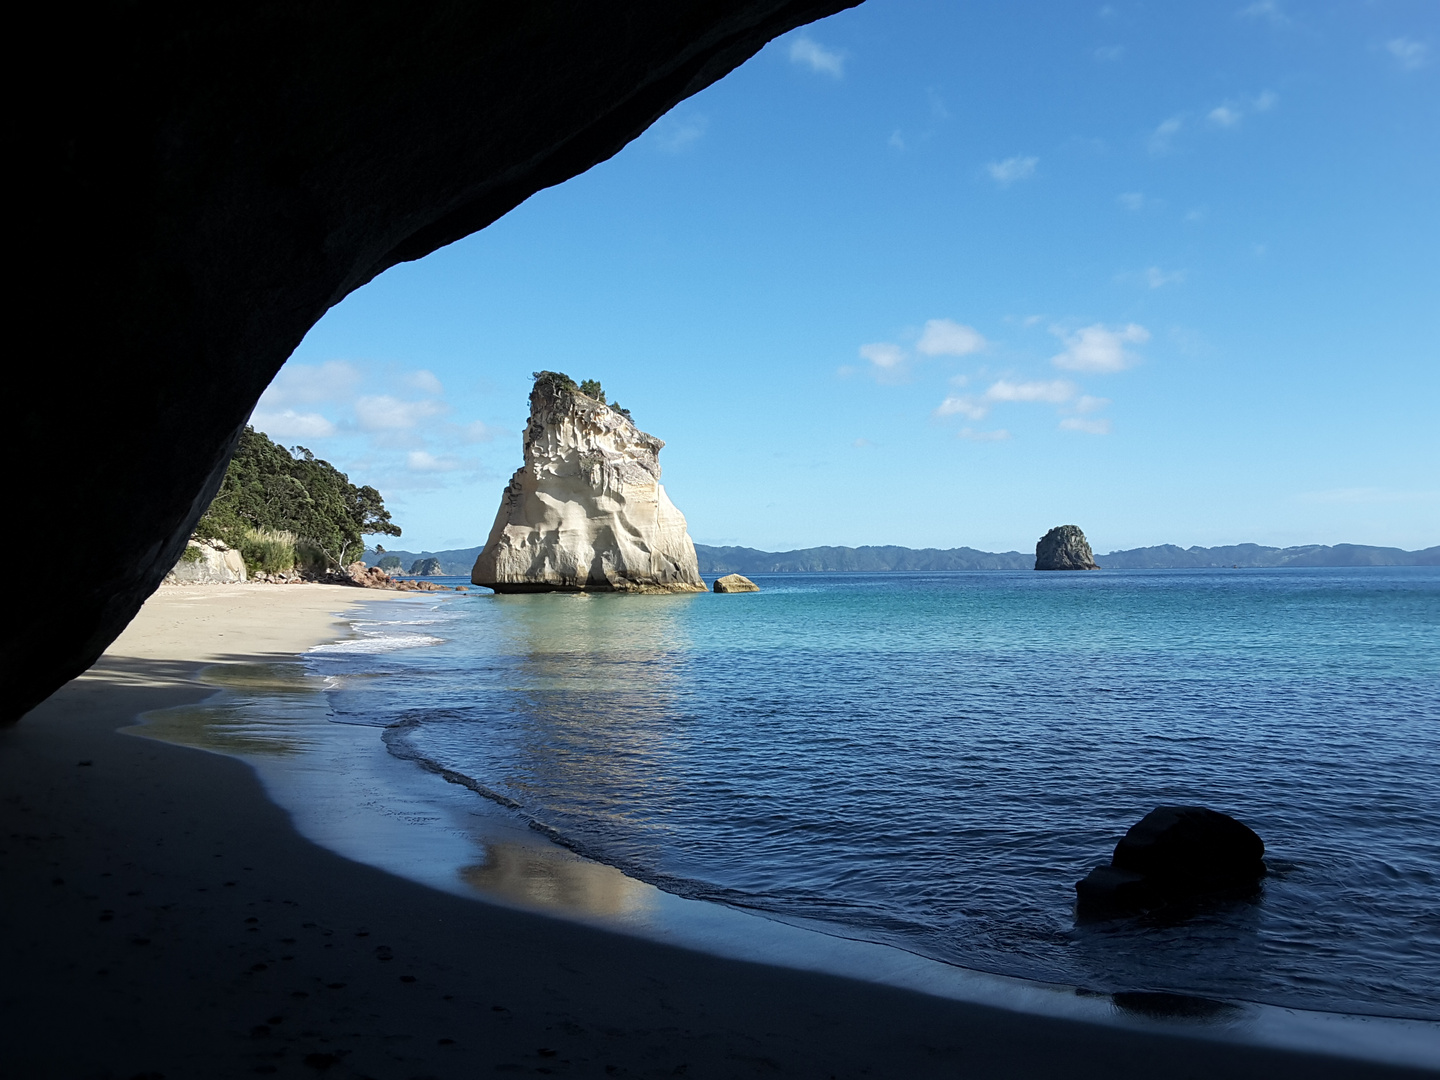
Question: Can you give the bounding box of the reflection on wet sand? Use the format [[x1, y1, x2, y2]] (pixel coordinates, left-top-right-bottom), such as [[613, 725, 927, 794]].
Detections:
[[136, 661, 330, 758], [460, 841, 650, 917]]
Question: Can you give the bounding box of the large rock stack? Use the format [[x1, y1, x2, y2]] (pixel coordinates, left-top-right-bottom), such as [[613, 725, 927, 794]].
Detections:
[[1035, 525, 1100, 570], [471, 375, 705, 593]]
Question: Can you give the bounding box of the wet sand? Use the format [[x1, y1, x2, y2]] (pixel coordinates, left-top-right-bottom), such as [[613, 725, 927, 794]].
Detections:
[[1, 585, 1429, 1078]]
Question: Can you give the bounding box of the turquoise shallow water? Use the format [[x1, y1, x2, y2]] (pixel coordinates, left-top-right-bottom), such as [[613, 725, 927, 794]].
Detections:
[[310, 568, 1440, 1019]]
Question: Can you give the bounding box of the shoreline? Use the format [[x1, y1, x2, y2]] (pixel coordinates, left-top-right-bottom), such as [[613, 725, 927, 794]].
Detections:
[[2, 584, 1434, 1077]]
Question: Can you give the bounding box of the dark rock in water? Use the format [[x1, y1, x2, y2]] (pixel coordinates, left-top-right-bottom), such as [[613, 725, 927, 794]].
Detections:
[[1035, 525, 1100, 570], [1075, 805, 1265, 919], [409, 558, 442, 576]]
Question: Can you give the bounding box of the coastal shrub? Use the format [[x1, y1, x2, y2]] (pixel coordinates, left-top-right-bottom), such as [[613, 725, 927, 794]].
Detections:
[[240, 528, 297, 575], [195, 426, 401, 569], [294, 539, 330, 573], [532, 370, 578, 394], [178, 543, 205, 565], [578, 378, 605, 404], [377, 555, 402, 571]]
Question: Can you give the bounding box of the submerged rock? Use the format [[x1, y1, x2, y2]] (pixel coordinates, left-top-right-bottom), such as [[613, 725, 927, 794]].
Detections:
[[1075, 805, 1266, 919], [471, 374, 705, 593], [1035, 525, 1100, 570], [713, 573, 760, 593]]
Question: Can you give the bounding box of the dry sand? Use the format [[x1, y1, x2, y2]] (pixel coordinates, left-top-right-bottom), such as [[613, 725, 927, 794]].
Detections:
[[1, 584, 1429, 1078]]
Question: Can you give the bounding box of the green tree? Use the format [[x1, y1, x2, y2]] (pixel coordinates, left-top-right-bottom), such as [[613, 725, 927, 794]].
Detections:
[[195, 427, 401, 570], [578, 378, 605, 404]]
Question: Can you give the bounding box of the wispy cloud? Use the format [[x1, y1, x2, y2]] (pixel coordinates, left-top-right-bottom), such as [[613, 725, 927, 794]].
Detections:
[[258, 360, 364, 409], [1144, 266, 1186, 288], [1149, 116, 1183, 154], [916, 318, 987, 357], [1051, 323, 1150, 373], [354, 395, 447, 431], [1117, 192, 1151, 211], [790, 36, 844, 77], [406, 450, 462, 473], [654, 112, 709, 152], [937, 378, 1077, 421], [459, 420, 497, 444], [249, 409, 337, 439], [1238, 1, 1289, 27], [1060, 417, 1113, 435], [1094, 44, 1125, 62], [1074, 395, 1111, 414], [1387, 38, 1430, 70], [858, 341, 907, 377], [958, 428, 1012, 442], [986, 156, 1038, 185]]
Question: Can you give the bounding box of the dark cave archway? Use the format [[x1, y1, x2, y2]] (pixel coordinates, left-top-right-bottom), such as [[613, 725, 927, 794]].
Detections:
[[10, 1, 858, 721]]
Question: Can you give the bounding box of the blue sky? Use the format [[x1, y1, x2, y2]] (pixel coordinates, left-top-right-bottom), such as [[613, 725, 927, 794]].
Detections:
[[259, 0, 1438, 554]]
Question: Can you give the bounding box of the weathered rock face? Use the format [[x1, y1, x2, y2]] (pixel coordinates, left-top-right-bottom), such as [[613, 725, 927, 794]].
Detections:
[[164, 540, 247, 585], [472, 381, 705, 594], [1035, 525, 1100, 570], [11, 1, 857, 721], [713, 573, 760, 593], [1075, 806, 1266, 919], [410, 558, 443, 576]]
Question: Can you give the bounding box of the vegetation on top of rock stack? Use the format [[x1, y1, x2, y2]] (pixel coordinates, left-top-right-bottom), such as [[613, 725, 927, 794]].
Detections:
[[195, 426, 401, 572], [533, 371, 631, 420]]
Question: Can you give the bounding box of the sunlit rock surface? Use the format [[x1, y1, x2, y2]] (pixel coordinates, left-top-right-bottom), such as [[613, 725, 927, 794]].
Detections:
[[472, 379, 704, 593], [713, 573, 760, 593]]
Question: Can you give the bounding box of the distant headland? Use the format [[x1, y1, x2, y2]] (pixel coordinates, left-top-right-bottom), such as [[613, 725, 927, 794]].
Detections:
[[366, 540, 1439, 576]]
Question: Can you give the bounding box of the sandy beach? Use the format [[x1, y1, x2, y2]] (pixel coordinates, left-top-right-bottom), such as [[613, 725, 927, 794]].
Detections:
[[1, 585, 1430, 1079]]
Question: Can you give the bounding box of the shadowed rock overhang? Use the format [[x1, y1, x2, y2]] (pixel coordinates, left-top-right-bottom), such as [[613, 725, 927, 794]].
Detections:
[[9, 1, 858, 721]]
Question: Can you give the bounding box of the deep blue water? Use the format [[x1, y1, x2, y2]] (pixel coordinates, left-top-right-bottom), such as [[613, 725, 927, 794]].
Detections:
[[309, 568, 1440, 1018]]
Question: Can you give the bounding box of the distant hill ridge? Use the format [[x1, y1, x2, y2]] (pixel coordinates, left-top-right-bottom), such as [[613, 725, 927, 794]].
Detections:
[[365, 541, 1439, 576]]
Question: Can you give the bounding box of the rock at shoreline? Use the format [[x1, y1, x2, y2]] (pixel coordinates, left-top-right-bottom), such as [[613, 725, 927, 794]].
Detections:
[[1035, 525, 1100, 571], [1075, 806, 1266, 919], [165, 539, 247, 584], [410, 557, 442, 576], [713, 573, 759, 593], [471, 375, 705, 594]]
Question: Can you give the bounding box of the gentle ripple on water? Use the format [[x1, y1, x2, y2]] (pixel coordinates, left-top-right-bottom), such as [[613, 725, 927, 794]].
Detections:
[[310, 568, 1440, 1019]]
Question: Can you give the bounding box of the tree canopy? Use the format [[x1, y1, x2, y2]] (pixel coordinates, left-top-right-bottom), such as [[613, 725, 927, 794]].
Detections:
[[195, 426, 400, 567]]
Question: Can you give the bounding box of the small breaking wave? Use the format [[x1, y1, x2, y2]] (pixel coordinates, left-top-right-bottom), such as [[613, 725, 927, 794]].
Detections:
[[310, 633, 444, 654]]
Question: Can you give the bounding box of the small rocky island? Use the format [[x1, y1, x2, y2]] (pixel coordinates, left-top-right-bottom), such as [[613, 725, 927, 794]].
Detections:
[[471, 372, 706, 593], [1035, 525, 1100, 570]]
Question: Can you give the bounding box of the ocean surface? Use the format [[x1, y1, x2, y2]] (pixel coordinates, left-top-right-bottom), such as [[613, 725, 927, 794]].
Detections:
[[308, 568, 1440, 1019]]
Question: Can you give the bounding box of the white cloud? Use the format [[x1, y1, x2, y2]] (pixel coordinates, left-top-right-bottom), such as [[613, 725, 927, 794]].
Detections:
[[916, 319, 987, 357], [1094, 45, 1125, 62], [936, 395, 989, 420], [1208, 105, 1242, 128], [258, 360, 364, 408], [1387, 38, 1430, 70], [985, 378, 1077, 404], [936, 378, 1077, 421], [859, 342, 906, 370], [1074, 395, 1111, 414], [250, 409, 337, 440], [987, 156, 1038, 185], [354, 395, 446, 431], [406, 450, 461, 473], [1061, 417, 1112, 435], [958, 428, 1012, 442], [406, 369, 444, 396], [1144, 266, 1186, 288], [1253, 90, 1278, 111], [888, 130, 906, 150], [790, 36, 844, 77], [1149, 116, 1183, 153], [654, 113, 708, 152], [1051, 323, 1149, 373]]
